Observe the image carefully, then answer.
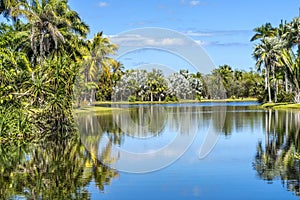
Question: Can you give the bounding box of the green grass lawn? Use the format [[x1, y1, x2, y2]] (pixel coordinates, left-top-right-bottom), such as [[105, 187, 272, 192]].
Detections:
[[261, 102, 300, 109], [73, 106, 123, 115]]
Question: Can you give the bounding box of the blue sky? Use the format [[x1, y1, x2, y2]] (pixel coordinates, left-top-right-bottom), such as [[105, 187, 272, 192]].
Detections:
[[69, 0, 300, 72]]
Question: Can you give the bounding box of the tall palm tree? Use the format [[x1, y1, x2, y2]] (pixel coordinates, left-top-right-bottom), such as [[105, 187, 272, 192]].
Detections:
[[253, 37, 284, 102], [83, 32, 118, 105], [250, 23, 277, 42], [218, 65, 233, 95], [11, 0, 89, 64], [146, 69, 167, 102]]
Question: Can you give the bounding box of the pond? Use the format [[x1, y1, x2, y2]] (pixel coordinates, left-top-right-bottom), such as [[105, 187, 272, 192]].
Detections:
[[1, 102, 300, 199]]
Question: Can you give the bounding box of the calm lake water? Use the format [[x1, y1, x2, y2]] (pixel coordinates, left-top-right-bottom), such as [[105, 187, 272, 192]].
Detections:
[[2, 102, 300, 199]]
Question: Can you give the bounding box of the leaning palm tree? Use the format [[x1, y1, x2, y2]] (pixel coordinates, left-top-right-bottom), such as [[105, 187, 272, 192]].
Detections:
[[279, 49, 300, 103]]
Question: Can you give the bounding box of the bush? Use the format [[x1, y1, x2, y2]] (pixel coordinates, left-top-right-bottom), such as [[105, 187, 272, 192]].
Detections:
[[128, 95, 136, 102], [196, 95, 202, 101], [277, 91, 294, 103], [257, 90, 268, 103], [164, 95, 178, 102]]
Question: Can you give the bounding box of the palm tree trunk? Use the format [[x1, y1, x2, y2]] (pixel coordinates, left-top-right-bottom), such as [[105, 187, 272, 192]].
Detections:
[[295, 89, 300, 103], [266, 67, 272, 102], [275, 80, 278, 103], [272, 65, 277, 103], [89, 89, 95, 105], [264, 70, 268, 90], [84, 74, 88, 102], [77, 97, 81, 108], [285, 71, 288, 93]]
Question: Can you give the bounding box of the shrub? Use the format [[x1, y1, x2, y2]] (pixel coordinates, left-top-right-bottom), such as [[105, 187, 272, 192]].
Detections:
[[128, 95, 136, 102], [277, 91, 294, 103]]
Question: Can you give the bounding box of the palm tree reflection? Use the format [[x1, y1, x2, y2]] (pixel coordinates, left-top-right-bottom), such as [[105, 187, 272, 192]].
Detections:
[[0, 133, 118, 199], [254, 109, 300, 196]]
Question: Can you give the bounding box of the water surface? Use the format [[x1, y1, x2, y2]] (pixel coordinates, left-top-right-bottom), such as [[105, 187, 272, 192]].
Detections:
[[2, 102, 300, 199]]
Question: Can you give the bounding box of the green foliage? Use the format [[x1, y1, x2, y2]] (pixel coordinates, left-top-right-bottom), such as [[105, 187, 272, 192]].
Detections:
[[128, 95, 136, 102], [0, 106, 37, 142], [251, 17, 300, 103], [0, 0, 91, 140], [256, 89, 269, 103], [164, 95, 178, 102], [277, 91, 294, 103]]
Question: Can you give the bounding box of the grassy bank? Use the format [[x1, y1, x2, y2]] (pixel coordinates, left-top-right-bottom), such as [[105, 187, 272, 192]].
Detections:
[[74, 106, 123, 115], [261, 102, 300, 109], [92, 97, 258, 106], [74, 98, 258, 114]]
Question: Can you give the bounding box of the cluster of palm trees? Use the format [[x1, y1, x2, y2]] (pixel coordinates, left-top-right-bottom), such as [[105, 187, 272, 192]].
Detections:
[[205, 65, 264, 100], [252, 18, 300, 103], [0, 0, 119, 138], [75, 32, 122, 106]]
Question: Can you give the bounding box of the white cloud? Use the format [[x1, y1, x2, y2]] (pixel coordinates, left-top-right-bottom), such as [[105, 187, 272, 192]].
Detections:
[[185, 30, 252, 37], [189, 0, 200, 6], [107, 31, 250, 48], [110, 34, 188, 47], [98, 1, 109, 7], [185, 30, 213, 37]]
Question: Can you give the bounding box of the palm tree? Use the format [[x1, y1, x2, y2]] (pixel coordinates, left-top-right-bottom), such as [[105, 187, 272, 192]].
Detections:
[[83, 32, 118, 105], [250, 23, 277, 42], [11, 0, 89, 64], [279, 49, 300, 103], [253, 37, 284, 102], [0, 0, 20, 19], [284, 17, 300, 52], [146, 69, 167, 102], [218, 65, 233, 96]]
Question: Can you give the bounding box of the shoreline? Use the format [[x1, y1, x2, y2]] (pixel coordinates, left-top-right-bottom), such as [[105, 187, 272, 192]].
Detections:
[[260, 102, 300, 110], [92, 97, 258, 105], [74, 98, 258, 114]]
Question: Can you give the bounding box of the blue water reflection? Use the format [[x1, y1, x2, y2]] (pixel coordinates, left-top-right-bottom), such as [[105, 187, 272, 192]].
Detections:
[[80, 102, 300, 199]]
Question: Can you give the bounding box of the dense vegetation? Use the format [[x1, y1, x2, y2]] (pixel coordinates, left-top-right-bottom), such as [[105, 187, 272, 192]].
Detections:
[[252, 18, 300, 103], [0, 0, 119, 139]]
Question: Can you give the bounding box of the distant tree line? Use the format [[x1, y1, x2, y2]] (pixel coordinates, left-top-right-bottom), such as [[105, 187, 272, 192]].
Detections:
[[81, 64, 264, 103]]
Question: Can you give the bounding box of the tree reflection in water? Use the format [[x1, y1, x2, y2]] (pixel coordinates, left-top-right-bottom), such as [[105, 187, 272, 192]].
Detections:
[[0, 133, 118, 199], [254, 109, 300, 196], [77, 105, 215, 170]]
